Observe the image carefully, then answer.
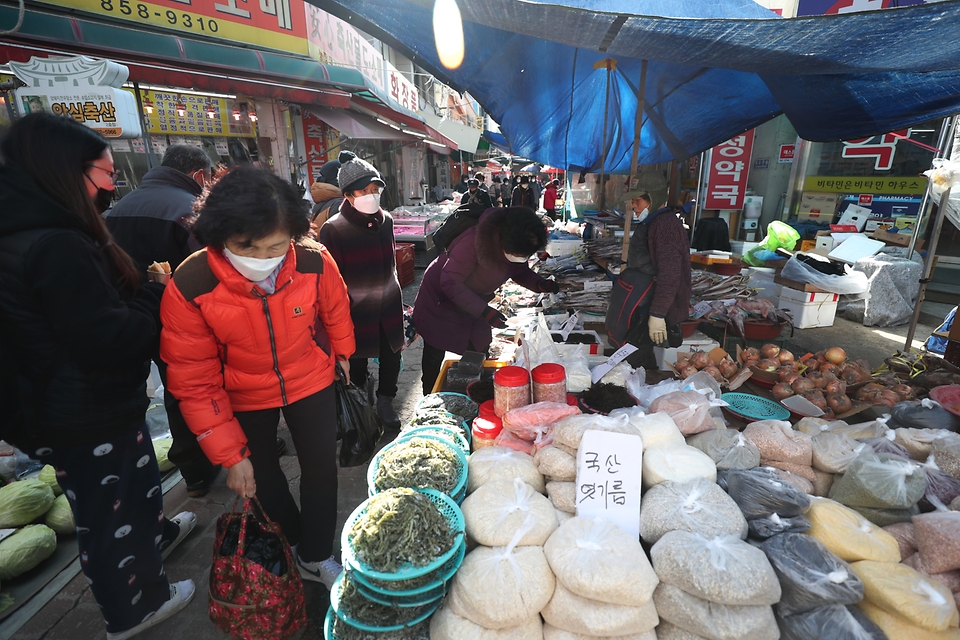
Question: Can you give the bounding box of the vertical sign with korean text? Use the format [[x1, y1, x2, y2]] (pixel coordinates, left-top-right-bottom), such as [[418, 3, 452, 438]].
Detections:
[[576, 431, 642, 537], [36, 0, 308, 54], [301, 111, 328, 184], [704, 129, 755, 210], [304, 4, 385, 91], [386, 61, 418, 112]]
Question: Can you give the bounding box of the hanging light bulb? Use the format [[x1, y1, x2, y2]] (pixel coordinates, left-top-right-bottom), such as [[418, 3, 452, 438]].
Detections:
[[433, 0, 464, 70], [247, 108, 257, 123], [205, 101, 217, 119], [232, 107, 241, 121], [141, 97, 154, 114], [175, 97, 186, 118]]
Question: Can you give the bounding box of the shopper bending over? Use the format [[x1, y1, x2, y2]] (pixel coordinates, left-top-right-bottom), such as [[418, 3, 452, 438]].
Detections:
[[414, 207, 559, 394], [160, 166, 355, 589], [0, 113, 196, 640]]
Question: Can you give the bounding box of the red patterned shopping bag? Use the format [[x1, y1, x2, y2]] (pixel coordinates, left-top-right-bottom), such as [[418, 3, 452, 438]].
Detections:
[[208, 498, 306, 640]]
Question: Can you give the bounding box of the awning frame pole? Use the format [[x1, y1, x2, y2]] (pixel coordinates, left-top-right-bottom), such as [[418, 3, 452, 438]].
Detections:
[[621, 59, 648, 264], [692, 150, 707, 234], [132, 82, 156, 170], [597, 61, 613, 211], [904, 114, 959, 352]]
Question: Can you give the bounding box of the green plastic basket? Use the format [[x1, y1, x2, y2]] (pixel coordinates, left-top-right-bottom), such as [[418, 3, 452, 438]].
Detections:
[[342, 487, 465, 582], [324, 606, 432, 640], [366, 434, 468, 501], [329, 572, 441, 632], [414, 392, 479, 422], [398, 425, 470, 456], [355, 577, 446, 607], [721, 392, 791, 421], [348, 538, 465, 598]]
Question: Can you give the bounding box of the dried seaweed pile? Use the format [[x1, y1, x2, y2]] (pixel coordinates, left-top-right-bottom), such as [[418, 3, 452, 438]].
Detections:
[[581, 383, 637, 413], [417, 394, 478, 422], [374, 438, 461, 494], [332, 614, 430, 639], [337, 573, 433, 628], [348, 488, 455, 573]]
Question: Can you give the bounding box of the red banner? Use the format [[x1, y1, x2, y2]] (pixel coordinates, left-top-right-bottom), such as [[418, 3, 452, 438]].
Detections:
[[301, 111, 328, 184], [705, 129, 755, 210]]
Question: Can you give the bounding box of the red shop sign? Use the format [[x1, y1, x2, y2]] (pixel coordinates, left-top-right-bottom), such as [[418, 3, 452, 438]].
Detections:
[[705, 129, 756, 210], [301, 111, 328, 185]]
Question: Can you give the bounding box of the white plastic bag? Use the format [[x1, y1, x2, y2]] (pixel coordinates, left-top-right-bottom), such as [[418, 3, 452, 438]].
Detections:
[[640, 478, 748, 543], [559, 345, 592, 394], [461, 478, 558, 547], [468, 446, 545, 494], [781, 254, 869, 295]]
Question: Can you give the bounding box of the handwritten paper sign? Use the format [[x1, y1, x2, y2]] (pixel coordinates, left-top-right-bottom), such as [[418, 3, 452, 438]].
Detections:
[[559, 312, 580, 341], [590, 343, 638, 384], [576, 430, 642, 537]]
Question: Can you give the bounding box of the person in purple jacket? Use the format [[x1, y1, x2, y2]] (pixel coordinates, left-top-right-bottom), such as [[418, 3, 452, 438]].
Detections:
[[414, 207, 558, 394]]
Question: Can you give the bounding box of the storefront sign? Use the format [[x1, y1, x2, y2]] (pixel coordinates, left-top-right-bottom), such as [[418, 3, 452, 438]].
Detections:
[[304, 4, 385, 91], [804, 175, 927, 195], [301, 110, 329, 184], [136, 89, 256, 137], [11, 56, 141, 138], [797, 0, 926, 16], [576, 431, 642, 537], [36, 0, 308, 54], [704, 129, 755, 210], [779, 144, 795, 163], [841, 129, 909, 171], [841, 194, 923, 218], [859, 194, 874, 206], [387, 61, 418, 112], [754, 158, 770, 170]]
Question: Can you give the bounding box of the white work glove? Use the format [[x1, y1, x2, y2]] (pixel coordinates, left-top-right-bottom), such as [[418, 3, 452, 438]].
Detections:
[[648, 315, 667, 346]]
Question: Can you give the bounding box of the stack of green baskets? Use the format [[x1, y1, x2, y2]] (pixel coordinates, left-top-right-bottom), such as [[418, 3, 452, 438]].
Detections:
[[324, 488, 465, 639], [414, 392, 479, 423], [366, 434, 469, 504]]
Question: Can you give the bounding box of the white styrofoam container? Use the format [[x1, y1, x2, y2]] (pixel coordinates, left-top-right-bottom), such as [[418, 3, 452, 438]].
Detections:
[[730, 241, 759, 256], [778, 287, 840, 328], [654, 330, 720, 371], [546, 238, 583, 257]]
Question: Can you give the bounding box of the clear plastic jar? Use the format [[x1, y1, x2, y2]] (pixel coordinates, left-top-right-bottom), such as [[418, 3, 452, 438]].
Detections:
[[472, 416, 503, 451], [532, 363, 567, 404], [493, 366, 531, 418]]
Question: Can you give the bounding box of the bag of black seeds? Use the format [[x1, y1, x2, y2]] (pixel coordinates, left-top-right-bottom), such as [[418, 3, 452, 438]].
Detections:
[[747, 513, 811, 540], [760, 532, 863, 616], [724, 467, 811, 520], [776, 604, 887, 640]]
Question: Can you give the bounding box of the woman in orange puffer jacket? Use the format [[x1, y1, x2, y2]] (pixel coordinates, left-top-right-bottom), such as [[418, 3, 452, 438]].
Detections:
[[160, 166, 355, 589]]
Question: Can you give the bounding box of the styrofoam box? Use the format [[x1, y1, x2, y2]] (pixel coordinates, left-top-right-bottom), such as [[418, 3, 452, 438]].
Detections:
[[654, 331, 720, 371], [778, 287, 840, 329], [730, 241, 759, 256]]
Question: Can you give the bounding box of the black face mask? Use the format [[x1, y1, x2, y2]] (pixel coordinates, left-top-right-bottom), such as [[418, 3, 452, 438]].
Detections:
[[93, 188, 114, 214]]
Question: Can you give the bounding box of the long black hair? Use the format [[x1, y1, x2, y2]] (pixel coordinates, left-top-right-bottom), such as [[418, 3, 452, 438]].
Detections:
[[0, 113, 141, 291], [192, 165, 311, 248], [500, 207, 548, 256]]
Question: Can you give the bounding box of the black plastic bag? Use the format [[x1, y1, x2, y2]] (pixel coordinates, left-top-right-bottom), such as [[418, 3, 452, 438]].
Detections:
[[217, 508, 288, 577], [337, 379, 383, 467], [890, 400, 960, 432], [724, 467, 811, 520], [748, 514, 811, 540], [777, 605, 887, 640], [761, 532, 863, 616]]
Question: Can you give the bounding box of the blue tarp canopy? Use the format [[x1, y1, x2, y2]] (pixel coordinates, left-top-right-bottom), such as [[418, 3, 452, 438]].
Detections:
[[311, 0, 960, 173]]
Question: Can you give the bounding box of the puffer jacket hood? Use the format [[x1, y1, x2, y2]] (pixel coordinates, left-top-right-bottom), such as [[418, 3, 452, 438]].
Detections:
[[0, 165, 86, 238], [310, 180, 341, 203]]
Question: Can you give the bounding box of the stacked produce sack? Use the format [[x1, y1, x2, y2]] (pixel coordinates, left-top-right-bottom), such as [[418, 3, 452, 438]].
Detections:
[[741, 421, 816, 494]]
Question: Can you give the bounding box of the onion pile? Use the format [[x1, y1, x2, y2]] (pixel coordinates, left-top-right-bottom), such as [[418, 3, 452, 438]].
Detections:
[[677, 349, 740, 382]]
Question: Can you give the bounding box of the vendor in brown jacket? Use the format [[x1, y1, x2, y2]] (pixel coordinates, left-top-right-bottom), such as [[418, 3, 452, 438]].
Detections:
[[623, 190, 692, 369]]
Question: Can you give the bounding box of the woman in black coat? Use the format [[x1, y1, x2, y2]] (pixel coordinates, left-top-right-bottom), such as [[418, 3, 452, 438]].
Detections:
[[0, 114, 196, 640]]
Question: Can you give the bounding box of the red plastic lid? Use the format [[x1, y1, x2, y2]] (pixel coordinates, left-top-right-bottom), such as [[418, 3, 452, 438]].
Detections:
[[479, 400, 497, 418], [494, 366, 530, 387], [566, 393, 578, 407], [532, 363, 566, 384], [472, 416, 503, 437]]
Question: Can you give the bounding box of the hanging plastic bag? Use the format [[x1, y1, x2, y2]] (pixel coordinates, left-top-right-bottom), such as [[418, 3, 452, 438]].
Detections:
[[780, 255, 869, 295], [335, 379, 383, 467], [760, 532, 863, 616]]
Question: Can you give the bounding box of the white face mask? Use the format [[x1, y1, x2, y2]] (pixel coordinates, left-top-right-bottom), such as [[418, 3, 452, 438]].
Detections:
[[223, 247, 286, 282], [504, 252, 528, 263], [352, 192, 381, 214], [637, 207, 650, 222]]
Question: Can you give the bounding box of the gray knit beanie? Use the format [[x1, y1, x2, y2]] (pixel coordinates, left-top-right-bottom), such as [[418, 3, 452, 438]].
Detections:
[[337, 150, 384, 194]]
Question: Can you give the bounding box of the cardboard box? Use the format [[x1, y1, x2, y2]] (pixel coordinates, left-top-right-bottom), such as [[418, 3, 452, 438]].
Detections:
[[864, 219, 888, 232], [774, 275, 830, 294], [779, 287, 840, 329], [798, 192, 841, 221], [838, 205, 871, 231], [872, 227, 925, 250], [814, 232, 835, 255], [800, 240, 816, 252]]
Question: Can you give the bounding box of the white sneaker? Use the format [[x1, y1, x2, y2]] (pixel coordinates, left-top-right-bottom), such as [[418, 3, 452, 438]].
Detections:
[[160, 512, 197, 560], [106, 580, 195, 640], [297, 554, 343, 590]]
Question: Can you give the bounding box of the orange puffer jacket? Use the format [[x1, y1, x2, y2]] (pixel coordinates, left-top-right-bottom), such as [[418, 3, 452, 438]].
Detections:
[[160, 239, 355, 467]]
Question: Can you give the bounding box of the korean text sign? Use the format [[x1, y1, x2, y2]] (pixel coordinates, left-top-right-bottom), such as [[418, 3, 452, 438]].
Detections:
[[37, 0, 308, 54], [705, 129, 756, 211], [576, 430, 642, 537]]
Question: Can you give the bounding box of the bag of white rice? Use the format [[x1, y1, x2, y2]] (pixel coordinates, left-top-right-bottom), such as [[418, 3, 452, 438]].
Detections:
[[653, 583, 779, 640], [430, 603, 544, 640], [448, 537, 556, 629], [544, 517, 659, 606], [541, 581, 659, 637], [462, 478, 558, 547], [543, 624, 656, 640], [553, 414, 640, 452], [639, 478, 747, 543], [535, 446, 576, 482], [556, 509, 574, 524], [650, 531, 781, 606], [468, 446, 545, 494], [546, 481, 576, 514], [619, 411, 685, 449], [655, 621, 710, 639], [642, 444, 717, 489]]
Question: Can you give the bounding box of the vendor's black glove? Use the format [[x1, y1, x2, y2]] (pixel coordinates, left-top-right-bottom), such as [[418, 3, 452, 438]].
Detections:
[[537, 279, 560, 294], [481, 306, 508, 329]]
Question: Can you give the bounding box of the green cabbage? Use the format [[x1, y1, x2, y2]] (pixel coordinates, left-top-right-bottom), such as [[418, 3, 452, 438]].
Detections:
[[0, 524, 57, 580], [0, 479, 54, 528], [38, 465, 63, 497], [153, 438, 175, 472], [44, 495, 75, 536]]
